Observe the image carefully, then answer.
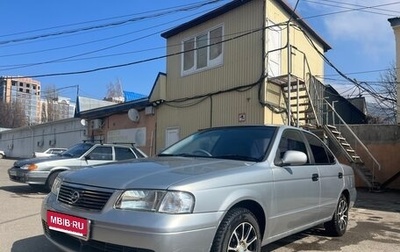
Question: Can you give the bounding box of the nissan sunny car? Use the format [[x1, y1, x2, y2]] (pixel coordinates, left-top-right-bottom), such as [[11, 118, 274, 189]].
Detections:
[[41, 125, 356, 252]]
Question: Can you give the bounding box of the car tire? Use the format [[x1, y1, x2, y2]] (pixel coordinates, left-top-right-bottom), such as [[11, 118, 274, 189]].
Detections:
[[324, 194, 349, 237], [46, 171, 61, 192], [211, 208, 261, 252]]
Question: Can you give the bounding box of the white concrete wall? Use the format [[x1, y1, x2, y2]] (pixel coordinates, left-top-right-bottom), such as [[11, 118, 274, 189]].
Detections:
[[0, 118, 87, 159]]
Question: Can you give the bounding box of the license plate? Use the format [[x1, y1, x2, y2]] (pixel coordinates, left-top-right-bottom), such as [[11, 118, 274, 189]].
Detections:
[[47, 210, 90, 240], [9, 170, 17, 176]]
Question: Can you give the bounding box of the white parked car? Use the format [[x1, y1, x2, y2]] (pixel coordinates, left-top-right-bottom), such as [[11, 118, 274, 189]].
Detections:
[[0, 150, 5, 159], [9, 142, 147, 191], [33, 148, 68, 158]]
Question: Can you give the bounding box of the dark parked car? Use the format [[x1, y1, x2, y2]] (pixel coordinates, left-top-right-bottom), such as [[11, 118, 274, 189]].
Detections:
[[8, 142, 147, 191], [41, 125, 356, 252]]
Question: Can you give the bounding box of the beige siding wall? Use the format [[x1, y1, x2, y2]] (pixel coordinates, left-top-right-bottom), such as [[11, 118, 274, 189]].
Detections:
[[155, 0, 328, 151], [261, 0, 326, 125], [156, 0, 265, 152], [267, 0, 325, 78], [165, 0, 263, 98], [149, 74, 167, 102], [90, 111, 157, 156]]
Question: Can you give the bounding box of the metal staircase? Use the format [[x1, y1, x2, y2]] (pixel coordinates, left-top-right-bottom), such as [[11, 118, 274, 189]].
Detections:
[[323, 124, 381, 191], [324, 124, 361, 163], [269, 74, 319, 127]]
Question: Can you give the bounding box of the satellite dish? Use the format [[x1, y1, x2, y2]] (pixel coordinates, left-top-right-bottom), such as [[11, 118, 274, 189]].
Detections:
[[80, 119, 87, 126], [128, 108, 140, 122]]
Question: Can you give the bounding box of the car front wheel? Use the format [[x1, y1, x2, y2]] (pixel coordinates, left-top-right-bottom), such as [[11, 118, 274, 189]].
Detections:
[[324, 194, 349, 237], [46, 171, 61, 192], [211, 207, 261, 252]]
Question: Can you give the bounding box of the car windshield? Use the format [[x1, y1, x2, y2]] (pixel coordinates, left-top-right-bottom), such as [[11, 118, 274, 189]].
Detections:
[[61, 143, 94, 158], [159, 126, 276, 162]]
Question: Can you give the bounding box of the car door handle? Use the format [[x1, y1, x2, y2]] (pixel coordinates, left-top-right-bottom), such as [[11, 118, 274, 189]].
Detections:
[[338, 172, 343, 179], [312, 173, 319, 181]]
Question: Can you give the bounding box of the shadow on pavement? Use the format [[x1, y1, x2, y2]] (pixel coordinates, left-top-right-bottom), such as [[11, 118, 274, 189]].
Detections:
[[11, 235, 60, 252], [354, 187, 400, 213], [0, 185, 48, 195]]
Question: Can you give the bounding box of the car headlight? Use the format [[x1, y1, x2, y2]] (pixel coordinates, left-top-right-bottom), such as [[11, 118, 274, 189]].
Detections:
[[115, 190, 195, 214], [51, 177, 62, 196], [20, 164, 38, 171]]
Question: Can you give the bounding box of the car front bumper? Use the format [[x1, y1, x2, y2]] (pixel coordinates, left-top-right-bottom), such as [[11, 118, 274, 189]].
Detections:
[[41, 193, 222, 252], [8, 167, 48, 185]]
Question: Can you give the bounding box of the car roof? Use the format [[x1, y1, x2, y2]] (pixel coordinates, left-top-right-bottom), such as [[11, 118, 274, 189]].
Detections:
[[198, 124, 303, 132], [80, 142, 138, 149]]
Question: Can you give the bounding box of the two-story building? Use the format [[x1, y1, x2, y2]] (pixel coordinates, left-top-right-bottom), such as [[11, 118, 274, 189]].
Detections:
[[150, 0, 331, 151]]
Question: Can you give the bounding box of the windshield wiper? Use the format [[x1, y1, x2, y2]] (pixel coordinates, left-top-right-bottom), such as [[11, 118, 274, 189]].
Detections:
[[213, 155, 258, 162], [158, 153, 211, 158]]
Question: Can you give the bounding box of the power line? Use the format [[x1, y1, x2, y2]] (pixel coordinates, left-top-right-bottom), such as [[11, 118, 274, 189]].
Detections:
[[302, 0, 400, 17], [0, 1, 221, 40], [0, 0, 224, 46], [1, 0, 397, 79], [6, 22, 275, 79], [295, 1, 400, 20], [1, 0, 397, 113], [0, 7, 220, 70], [0, 6, 213, 59]]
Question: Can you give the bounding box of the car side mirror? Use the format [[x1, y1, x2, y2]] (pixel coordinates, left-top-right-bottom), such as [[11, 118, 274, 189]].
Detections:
[[277, 150, 307, 166]]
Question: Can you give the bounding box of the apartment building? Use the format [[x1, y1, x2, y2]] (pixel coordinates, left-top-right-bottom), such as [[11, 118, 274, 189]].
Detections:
[[0, 76, 41, 124]]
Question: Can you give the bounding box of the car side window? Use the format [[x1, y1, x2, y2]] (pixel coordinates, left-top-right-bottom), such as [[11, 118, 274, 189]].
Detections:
[[115, 147, 136, 160], [275, 130, 309, 165], [304, 132, 335, 164], [89, 146, 113, 160]]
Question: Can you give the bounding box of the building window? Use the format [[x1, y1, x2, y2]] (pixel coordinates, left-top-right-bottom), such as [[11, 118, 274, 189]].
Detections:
[[181, 25, 223, 75]]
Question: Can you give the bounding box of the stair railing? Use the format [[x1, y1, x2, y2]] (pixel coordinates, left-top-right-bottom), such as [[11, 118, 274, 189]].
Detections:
[[324, 99, 381, 174]]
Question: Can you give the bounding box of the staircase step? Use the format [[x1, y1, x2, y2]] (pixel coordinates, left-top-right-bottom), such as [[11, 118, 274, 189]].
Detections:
[[283, 86, 307, 92], [341, 143, 350, 147], [331, 130, 340, 135], [290, 103, 310, 107], [289, 95, 309, 100]]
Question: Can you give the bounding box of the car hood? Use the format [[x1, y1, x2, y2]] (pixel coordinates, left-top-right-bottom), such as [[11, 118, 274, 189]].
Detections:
[[14, 156, 73, 166], [62, 157, 257, 190]]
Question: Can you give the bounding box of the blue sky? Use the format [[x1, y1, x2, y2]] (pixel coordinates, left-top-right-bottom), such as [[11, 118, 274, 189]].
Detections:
[[0, 0, 398, 103]]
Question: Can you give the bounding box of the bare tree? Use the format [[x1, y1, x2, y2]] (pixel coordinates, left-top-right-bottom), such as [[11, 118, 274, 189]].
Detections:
[[41, 85, 60, 123], [0, 100, 27, 128], [368, 64, 397, 124], [104, 79, 124, 103]]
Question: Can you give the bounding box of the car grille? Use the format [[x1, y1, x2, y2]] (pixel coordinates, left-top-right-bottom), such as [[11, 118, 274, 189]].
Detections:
[[58, 184, 114, 211], [43, 220, 154, 252]]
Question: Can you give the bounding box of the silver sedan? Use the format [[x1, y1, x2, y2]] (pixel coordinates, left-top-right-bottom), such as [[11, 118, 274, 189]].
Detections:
[[41, 125, 356, 252]]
